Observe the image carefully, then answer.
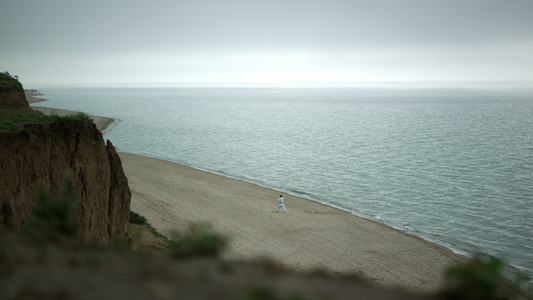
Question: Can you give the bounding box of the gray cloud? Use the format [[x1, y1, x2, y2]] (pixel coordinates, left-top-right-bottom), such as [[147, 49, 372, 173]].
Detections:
[[1, 0, 532, 84]]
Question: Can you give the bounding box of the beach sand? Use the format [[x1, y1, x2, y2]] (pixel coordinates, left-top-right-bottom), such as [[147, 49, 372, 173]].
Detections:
[[27, 91, 465, 293], [120, 152, 465, 293]]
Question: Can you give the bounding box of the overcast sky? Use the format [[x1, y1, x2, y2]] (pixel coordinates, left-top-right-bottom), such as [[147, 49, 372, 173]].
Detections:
[[1, 0, 532, 85]]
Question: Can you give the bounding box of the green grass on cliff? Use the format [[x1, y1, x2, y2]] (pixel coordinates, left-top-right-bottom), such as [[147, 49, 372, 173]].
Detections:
[[0, 72, 23, 90], [0, 112, 93, 131]]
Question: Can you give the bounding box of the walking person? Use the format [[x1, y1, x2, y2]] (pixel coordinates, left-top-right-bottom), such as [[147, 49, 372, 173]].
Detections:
[[275, 195, 287, 213]]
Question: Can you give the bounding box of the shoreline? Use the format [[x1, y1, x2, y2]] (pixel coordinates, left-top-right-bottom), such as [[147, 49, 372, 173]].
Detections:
[[152, 153, 470, 260], [25, 91, 115, 132], [27, 90, 467, 293], [119, 151, 466, 293]]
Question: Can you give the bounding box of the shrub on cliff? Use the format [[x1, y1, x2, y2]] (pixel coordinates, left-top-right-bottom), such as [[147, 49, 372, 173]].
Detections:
[[129, 211, 149, 225], [0, 112, 93, 131], [0, 71, 22, 90], [129, 211, 166, 239]]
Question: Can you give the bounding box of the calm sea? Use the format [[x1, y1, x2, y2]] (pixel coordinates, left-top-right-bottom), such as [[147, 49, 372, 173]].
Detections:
[[30, 83, 533, 278]]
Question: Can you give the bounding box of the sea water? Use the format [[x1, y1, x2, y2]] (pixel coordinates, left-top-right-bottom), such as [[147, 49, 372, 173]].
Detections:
[[30, 83, 533, 278]]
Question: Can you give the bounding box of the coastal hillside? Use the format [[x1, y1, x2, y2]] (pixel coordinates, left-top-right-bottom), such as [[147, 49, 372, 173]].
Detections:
[[0, 72, 29, 109], [0, 73, 131, 242], [0, 76, 435, 299], [1, 76, 530, 299]]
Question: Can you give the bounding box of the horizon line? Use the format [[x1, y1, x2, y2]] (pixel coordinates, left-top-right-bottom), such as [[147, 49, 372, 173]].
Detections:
[[27, 80, 533, 88]]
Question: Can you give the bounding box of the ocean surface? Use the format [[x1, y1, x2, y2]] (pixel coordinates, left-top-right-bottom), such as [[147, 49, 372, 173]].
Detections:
[[30, 83, 533, 278]]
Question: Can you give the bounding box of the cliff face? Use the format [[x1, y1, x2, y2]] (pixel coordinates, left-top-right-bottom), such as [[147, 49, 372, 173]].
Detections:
[[0, 84, 29, 108], [0, 119, 131, 242]]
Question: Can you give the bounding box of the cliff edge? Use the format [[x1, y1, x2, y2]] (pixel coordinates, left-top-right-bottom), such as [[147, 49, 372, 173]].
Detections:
[[0, 75, 131, 242], [0, 72, 29, 109]]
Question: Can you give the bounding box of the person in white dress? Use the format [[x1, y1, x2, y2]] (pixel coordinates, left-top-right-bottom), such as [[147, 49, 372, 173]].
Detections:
[[275, 195, 287, 213]]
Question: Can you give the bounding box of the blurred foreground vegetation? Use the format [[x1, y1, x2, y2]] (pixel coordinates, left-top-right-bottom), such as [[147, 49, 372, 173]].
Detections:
[[4, 176, 532, 300], [444, 254, 532, 300]]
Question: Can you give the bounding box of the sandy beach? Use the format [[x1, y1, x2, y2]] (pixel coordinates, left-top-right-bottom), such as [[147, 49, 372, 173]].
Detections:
[[27, 91, 465, 294], [120, 152, 465, 293]]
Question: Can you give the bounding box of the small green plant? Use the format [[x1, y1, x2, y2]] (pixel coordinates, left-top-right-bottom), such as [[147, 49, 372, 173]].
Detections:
[[129, 211, 148, 225], [25, 176, 78, 242], [168, 222, 228, 258], [129, 211, 165, 239], [444, 253, 530, 300]]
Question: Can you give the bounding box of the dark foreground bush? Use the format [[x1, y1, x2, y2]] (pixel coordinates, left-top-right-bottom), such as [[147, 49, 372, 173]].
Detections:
[[444, 253, 532, 300], [236, 285, 307, 300], [168, 222, 228, 258]]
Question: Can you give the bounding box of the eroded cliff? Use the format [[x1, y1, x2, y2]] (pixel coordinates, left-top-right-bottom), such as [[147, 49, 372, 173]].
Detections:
[[0, 76, 130, 242], [0, 119, 131, 242], [0, 72, 28, 109], [0, 84, 29, 109]]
